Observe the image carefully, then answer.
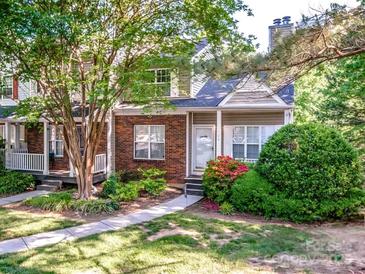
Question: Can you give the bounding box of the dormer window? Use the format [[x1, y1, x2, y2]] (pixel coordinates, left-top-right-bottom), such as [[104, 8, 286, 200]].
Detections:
[[147, 69, 171, 96], [1, 76, 13, 98]]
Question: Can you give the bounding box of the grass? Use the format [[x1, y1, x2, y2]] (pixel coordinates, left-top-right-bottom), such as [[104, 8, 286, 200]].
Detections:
[[0, 212, 326, 274], [0, 207, 82, 241]]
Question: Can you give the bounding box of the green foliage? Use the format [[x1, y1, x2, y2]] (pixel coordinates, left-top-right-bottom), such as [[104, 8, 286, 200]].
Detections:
[[110, 182, 142, 202], [24, 191, 73, 212], [139, 167, 167, 179], [231, 170, 365, 222], [139, 167, 167, 196], [231, 170, 275, 214], [141, 178, 167, 197], [102, 168, 167, 201], [101, 174, 120, 198], [71, 199, 119, 214], [219, 202, 234, 215], [295, 54, 365, 169], [256, 123, 362, 201], [203, 156, 249, 204], [25, 191, 119, 214], [118, 169, 142, 183], [0, 170, 35, 195]]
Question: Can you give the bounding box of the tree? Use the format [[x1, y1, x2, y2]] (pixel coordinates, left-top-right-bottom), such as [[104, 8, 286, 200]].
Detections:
[[0, 0, 251, 199], [202, 3, 365, 90], [295, 53, 365, 168]]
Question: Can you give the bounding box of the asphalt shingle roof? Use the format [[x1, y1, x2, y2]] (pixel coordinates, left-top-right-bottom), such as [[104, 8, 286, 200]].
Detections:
[[171, 78, 241, 108]]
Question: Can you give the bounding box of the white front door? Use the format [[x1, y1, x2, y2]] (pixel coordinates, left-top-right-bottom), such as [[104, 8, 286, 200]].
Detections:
[[193, 126, 215, 171]]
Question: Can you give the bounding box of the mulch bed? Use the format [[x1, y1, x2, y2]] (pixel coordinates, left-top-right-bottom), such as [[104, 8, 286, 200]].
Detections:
[[3, 187, 182, 223]]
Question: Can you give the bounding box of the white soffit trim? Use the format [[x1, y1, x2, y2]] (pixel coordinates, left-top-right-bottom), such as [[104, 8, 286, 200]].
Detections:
[[218, 75, 289, 107]]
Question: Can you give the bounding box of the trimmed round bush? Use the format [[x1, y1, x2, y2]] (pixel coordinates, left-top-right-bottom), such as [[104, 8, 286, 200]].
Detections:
[[256, 123, 362, 201]]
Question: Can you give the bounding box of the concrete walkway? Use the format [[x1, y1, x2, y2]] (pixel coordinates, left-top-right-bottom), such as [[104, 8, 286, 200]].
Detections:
[[0, 194, 202, 255], [0, 190, 50, 206]]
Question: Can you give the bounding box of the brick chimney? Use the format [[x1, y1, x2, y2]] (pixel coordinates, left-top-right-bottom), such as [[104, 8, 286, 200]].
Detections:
[[268, 16, 294, 51]]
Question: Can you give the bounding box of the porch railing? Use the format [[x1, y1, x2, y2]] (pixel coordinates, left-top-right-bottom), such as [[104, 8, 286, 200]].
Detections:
[[94, 154, 107, 174], [5, 152, 44, 172]]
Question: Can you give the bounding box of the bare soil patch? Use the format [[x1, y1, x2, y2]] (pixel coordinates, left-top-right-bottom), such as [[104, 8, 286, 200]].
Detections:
[[186, 200, 365, 274]]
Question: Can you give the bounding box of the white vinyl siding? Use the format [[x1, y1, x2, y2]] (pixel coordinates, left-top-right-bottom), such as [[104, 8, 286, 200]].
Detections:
[[134, 125, 165, 160], [224, 125, 282, 161]]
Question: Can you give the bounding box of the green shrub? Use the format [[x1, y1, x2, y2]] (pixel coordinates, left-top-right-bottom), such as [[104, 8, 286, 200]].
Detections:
[[219, 202, 234, 215], [139, 167, 167, 179], [118, 169, 142, 183], [231, 170, 275, 215], [24, 191, 73, 212], [256, 123, 362, 201], [231, 170, 365, 222], [203, 156, 249, 204], [110, 182, 142, 202], [141, 178, 167, 196], [71, 199, 119, 214], [0, 170, 35, 195], [101, 174, 120, 198], [25, 190, 119, 214]]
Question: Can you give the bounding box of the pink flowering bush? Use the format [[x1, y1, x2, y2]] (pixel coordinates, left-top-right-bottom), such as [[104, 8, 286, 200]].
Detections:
[[202, 156, 249, 204]]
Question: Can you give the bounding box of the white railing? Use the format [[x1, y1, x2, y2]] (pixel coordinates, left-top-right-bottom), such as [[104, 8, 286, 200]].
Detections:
[[5, 152, 44, 172], [94, 154, 106, 174]]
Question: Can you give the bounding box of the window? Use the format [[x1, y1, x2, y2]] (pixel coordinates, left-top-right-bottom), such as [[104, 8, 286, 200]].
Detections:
[[134, 125, 165, 160], [230, 125, 282, 161], [48, 125, 64, 157], [147, 69, 171, 96], [1, 76, 13, 98]]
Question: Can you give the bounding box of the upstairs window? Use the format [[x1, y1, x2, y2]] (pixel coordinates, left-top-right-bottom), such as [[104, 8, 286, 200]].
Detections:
[[1, 76, 13, 98], [147, 69, 171, 96], [134, 125, 165, 160]]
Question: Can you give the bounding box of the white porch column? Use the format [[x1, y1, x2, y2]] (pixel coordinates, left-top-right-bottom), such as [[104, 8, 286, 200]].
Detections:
[[5, 122, 11, 150], [284, 109, 294, 124], [43, 121, 49, 175], [14, 123, 20, 150], [106, 110, 115, 176], [216, 110, 222, 157], [185, 112, 190, 177]]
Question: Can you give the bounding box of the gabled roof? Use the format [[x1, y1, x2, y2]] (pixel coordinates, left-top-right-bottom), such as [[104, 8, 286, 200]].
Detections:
[[171, 77, 241, 107], [0, 106, 16, 118], [277, 84, 294, 104]]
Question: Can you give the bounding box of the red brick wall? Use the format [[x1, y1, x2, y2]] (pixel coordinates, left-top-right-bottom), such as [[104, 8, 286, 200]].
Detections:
[[115, 115, 186, 184]]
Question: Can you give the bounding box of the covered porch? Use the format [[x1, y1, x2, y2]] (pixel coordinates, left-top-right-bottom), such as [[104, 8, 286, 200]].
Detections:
[[1, 120, 107, 182]]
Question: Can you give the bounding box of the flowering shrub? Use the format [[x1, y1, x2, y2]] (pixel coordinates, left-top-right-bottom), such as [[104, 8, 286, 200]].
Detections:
[[202, 156, 249, 204]]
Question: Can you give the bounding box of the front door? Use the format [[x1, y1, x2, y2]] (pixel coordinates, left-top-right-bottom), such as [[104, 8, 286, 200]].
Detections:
[[193, 126, 215, 171]]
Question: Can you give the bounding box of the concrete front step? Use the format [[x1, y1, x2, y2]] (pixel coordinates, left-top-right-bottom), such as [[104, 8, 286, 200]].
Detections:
[[186, 189, 204, 196], [41, 180, 63, 188], [186, 183, 203, 190], [184, 177, 203, 185], [36, 184, 59, 192]]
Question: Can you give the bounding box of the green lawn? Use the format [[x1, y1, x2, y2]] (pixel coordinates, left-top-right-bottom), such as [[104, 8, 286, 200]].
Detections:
[[0, 207, 82, 241], [0, 212, 324, 274]]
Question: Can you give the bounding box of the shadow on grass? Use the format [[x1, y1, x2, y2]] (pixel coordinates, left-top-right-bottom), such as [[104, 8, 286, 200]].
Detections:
[[0, 212, 315, 273]]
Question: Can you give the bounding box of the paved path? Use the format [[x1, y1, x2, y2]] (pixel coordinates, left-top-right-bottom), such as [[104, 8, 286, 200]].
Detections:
[[0, 190, 50, 206], [0, 194, 202, 255]]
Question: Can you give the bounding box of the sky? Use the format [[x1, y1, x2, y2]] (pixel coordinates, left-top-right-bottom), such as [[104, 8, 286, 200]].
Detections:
[[236, 0, 359, 52]]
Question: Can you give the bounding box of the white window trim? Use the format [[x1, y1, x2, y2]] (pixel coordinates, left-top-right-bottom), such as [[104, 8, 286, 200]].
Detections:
[[146, 68, 179, 97], [1, 75, 13, 99], [49, 125, 64, 157], [230, 125, 281, 162], [134, 125, 165, 160]]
